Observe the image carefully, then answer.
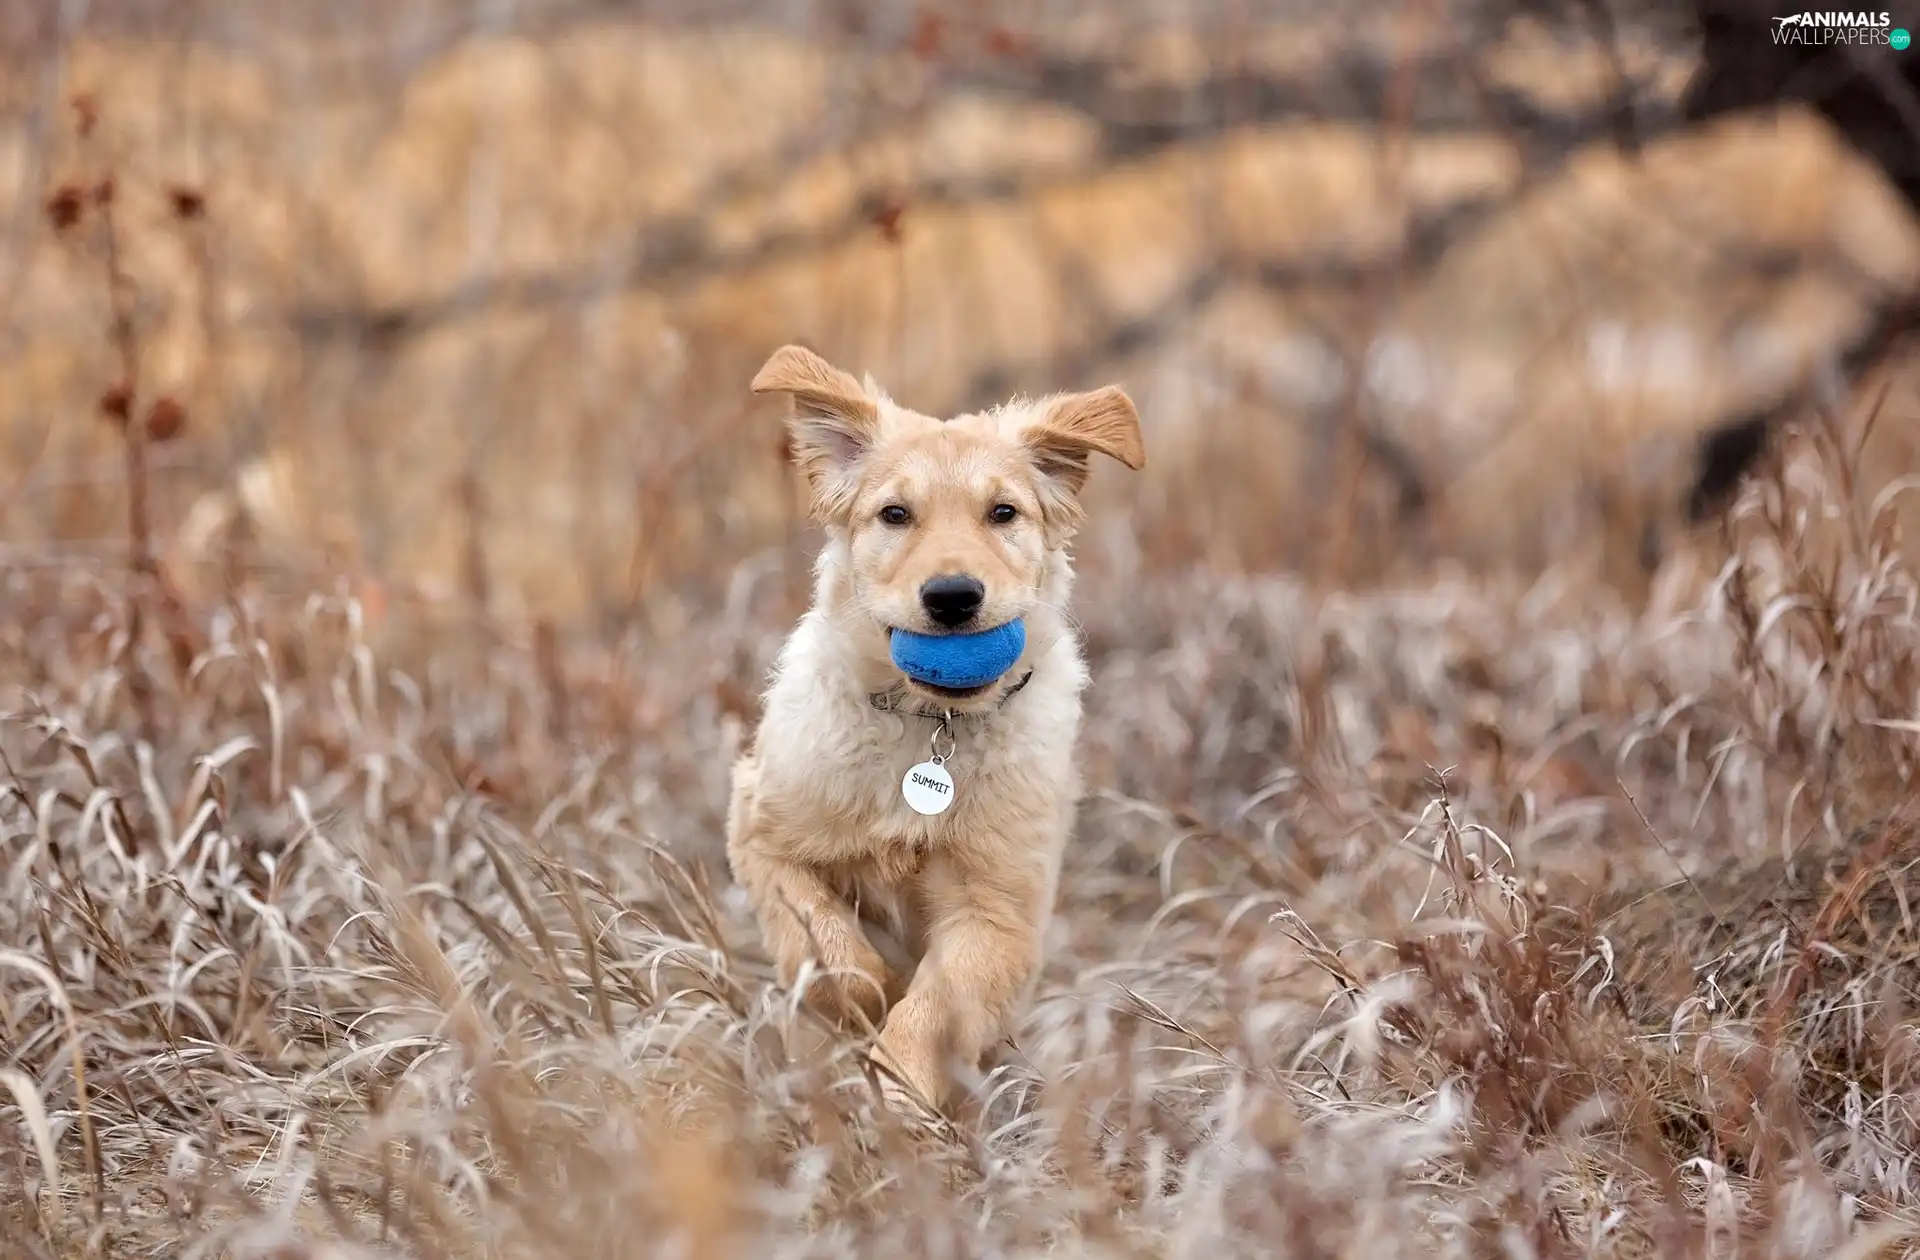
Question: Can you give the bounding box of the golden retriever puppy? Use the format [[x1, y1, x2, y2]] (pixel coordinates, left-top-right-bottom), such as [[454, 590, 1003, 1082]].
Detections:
[[725, 343, 1146, 1115]]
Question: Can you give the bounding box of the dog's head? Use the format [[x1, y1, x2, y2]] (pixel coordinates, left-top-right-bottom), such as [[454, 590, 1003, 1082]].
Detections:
[[752, 343, 1146, 700]]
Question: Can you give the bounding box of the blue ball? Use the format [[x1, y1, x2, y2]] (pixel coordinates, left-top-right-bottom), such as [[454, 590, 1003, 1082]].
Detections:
[[889, 619, 1027, 690]]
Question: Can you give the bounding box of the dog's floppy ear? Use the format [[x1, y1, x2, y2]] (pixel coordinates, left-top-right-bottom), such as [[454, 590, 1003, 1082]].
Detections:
[[752, 344, 881, 520], [1022, 385, 1145, 532]]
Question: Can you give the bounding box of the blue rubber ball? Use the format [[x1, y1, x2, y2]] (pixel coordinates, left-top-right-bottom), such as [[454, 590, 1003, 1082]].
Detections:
[[889, 619, 1027, 690]]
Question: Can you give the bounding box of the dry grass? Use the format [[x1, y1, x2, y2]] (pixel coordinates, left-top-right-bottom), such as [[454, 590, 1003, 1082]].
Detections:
[[7, 4, 1920, 1257], [5, 413, 1920, 1257]]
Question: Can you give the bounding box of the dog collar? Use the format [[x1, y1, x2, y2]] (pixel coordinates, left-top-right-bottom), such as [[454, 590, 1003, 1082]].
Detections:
[[874, 667, 1035, 818], [866, 668, 1034, 722]]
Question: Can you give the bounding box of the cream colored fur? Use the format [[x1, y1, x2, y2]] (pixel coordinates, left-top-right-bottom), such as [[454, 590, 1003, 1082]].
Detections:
[[725, 344, 1145, 1116]]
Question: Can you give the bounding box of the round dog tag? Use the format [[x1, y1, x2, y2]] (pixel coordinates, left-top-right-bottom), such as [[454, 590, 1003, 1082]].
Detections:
[[901, 760, 955, 815]]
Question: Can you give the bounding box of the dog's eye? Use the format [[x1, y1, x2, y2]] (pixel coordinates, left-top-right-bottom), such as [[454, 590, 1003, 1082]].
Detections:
[[988, 503, 1018, 524], [879, 504, 912, 526]]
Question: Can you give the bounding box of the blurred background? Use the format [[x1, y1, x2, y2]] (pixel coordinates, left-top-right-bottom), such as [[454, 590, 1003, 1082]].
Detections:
[[3, 0, 1918, 644]]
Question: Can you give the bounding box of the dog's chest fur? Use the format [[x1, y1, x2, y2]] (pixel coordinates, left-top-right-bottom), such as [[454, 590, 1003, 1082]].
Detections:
[[739, 611, 1089, 869]]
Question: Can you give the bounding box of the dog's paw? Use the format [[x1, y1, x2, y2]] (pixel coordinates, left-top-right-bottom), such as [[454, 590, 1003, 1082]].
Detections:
[[865, 1032, 951, 1127], [778, 930, 895, 1030], [827, 974, 891, 1029], [872, 1071, 952, 1136]]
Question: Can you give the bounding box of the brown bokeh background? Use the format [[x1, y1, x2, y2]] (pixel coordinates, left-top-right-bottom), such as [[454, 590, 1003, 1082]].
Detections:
[[6, 1, 1918, 644]]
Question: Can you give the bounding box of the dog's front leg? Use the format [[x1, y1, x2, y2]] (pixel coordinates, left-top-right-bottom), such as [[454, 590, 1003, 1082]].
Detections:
[[729, 840, 893, 1027], [869, 848, 1049, 1112]]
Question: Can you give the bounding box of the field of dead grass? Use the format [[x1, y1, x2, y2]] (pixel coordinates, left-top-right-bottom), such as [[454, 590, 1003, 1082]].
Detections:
[[5, 5, 1920, 1258], [5, 412, 1920, 1258]]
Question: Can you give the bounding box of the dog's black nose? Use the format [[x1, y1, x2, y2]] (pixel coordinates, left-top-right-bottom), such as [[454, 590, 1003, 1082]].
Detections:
[[920, 574, 985, 628]]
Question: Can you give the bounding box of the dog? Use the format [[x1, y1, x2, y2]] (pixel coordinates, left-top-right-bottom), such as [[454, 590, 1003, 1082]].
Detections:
[[724, 343, 1146, 1116]]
